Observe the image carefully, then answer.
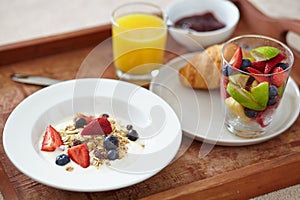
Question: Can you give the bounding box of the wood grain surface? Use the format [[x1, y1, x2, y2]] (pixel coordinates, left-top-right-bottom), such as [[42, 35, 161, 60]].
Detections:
[[0, 1, 300, 199]]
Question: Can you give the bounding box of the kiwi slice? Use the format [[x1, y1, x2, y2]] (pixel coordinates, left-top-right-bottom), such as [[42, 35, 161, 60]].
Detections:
[[229, 74, 250, 87], [226, 82, 268, 111], [250, 46, 280, 61]]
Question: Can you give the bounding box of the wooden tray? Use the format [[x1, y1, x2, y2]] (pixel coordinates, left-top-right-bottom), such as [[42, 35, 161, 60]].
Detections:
[[1, 1, 300, 199]]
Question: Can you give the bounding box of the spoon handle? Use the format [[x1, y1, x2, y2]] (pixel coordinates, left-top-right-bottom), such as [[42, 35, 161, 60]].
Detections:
[[11, 74, 61, 86]]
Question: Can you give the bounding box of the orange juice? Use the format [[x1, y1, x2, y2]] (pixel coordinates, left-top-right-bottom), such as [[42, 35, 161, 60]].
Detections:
[[112, 13, 167, 75]]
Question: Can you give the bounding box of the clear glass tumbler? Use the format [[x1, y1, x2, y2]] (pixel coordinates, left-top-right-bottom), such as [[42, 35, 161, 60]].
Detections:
[[220, 35, 294, 138], [111, 2, 167, 85]]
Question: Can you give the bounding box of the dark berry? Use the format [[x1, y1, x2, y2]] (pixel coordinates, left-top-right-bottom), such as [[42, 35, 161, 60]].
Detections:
[[104, 135, 119, 150], [240, 59, 251, 72], [75, 118, 87, 128], [126, 124, 133, 130], [269, 85, 278, 98], [55, 154, 70, 166], [102, 113, 109, 118], [73, 139, 83, 146], [107, 149, 119, 160], [94, 149, 107, 159], [222, 65, 233, 76], [244, 108, 258, 118], [248, 76, 256, 83], [127, 129, 139, 141], [275, 62, 288, 70], [245, 76, 255, 91], [267, 97, 277, 106]]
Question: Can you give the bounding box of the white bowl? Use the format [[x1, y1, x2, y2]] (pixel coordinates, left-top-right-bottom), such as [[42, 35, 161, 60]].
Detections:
[[166, 0, 240, 51], [3, 78, 182, 191]]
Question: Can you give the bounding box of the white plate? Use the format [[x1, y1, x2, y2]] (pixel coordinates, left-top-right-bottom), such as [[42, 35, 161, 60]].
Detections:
[[150, 53, 300, 146], [3, 78, 182, 192]]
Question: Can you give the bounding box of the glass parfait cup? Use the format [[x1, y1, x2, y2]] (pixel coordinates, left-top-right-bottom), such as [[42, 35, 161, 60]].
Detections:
[[220, 35, 294, 138]]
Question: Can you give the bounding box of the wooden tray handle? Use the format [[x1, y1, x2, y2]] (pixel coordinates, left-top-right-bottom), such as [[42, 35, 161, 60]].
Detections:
[[232, 0, 300, 85], [233, 0, 300, 42]]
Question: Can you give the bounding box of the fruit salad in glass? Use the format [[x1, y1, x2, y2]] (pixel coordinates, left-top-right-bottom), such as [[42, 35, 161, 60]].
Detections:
[[221, 35, 294, 138]]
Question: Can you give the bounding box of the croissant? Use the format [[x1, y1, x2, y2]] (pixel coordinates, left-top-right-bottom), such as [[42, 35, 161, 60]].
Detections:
[[178, 44, 224, 89]]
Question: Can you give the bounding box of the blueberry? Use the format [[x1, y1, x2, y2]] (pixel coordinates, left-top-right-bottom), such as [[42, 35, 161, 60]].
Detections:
[[275, 62, 288, 70], [94, 149, 107, 159], [240, 59, 251, 72], [55, 154, 70, 166], [102, 113, 109, 118], [104, 135, 119, 150], [222, 65, 234, 76], [127, 129, 139, 141], [267, 96, 277, 106], [107, 149, 119, 160], [244, 108, 258, 118], [269, 85, 278, 98], [75, 118, 87, 128], [268, 85, 278, 106], [126, 124, 133, 130]]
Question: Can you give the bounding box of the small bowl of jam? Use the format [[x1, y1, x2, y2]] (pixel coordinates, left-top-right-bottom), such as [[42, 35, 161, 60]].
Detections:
[[166, 0, 240, 51]]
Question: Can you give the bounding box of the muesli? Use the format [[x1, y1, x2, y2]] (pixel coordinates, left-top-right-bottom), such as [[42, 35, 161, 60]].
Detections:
[[40, 113, 143, 171]]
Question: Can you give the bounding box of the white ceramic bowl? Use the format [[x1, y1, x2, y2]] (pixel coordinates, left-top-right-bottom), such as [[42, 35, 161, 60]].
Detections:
[[166, 0, 240, 51], [3, 78, 182, 191]]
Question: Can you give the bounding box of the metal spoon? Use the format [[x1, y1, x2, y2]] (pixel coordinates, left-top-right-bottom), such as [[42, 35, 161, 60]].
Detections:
[[11, 74, 61, 86]]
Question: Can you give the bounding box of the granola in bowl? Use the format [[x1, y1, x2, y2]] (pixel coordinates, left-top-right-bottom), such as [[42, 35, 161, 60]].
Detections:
[[40, 113, 144, 171]]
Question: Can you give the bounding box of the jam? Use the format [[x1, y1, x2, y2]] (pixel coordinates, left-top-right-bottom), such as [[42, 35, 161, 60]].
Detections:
[[174, 12, 225, 32]]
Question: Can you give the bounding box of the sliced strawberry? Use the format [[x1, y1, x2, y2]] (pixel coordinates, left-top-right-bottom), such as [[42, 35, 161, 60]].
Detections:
[[271, 67, 287, 87], [251, 61, 266, 73], [41, 125, 63, 152], [81, 117, 112, 136], [256, 108, 276, 128], [221, 77, 230, 99], [264, 52, 286, 74], [76, 113, 96, 124], [256, 111, 269, 128], [68, 143, 90, 168], [246, 67, 270, 83], [97, 117, 113, 135], [229, 46, 243, 69], [256, 112, 266, 128]]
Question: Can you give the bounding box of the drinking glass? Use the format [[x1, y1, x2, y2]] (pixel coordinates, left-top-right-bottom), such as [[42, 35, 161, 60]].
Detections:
[[111, 2, 167, 85], [220, 35, 294, 138]]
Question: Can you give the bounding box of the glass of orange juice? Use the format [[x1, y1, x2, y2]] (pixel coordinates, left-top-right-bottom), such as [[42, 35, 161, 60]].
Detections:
[[111, 2, 167, 85]]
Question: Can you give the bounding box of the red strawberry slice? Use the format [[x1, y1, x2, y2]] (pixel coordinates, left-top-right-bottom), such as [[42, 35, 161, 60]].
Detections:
[[41, 125, 63, 152], [221, 77, 230, 99], [264, 52, 286, 74], [271, 67, 287, 87], [256, 111, 269, 128], [229, 46, 243, 69], [246, 67, 270, 83], [256, 108, 276, 128], [251, 61, 266, 73], [81, 117, 112, 136], [76, 113, 96, 124], [256, 113, 266, 128], [68, 143, 90, 168]]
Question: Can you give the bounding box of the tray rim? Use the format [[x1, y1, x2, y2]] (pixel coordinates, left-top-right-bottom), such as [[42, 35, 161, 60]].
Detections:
[[1, 1, 300, 198], [142, 152, 300, 199], [0, 24, 111, 66]]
